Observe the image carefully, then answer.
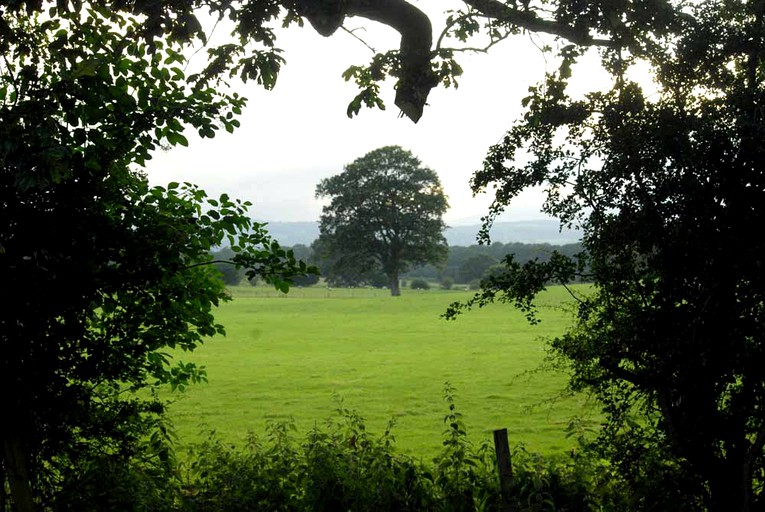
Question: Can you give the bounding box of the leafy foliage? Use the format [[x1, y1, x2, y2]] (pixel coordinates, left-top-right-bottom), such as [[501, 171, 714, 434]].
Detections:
[[315, 146, 448, 296], [0, 4, 314, 508], [452, 0, 765, 509]]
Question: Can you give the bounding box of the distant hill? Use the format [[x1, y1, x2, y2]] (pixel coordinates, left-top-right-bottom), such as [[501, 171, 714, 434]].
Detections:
[[260, 221, 320, 247], [445, 220, 581, 245], [262, 220, 581, 247]]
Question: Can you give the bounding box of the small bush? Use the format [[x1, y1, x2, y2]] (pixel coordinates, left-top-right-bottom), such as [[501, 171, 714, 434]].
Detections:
[[51, 418, 180, 512], [180, 408, 438, 511], [440, 277, 454, 290], [410, 278, 431, 290]]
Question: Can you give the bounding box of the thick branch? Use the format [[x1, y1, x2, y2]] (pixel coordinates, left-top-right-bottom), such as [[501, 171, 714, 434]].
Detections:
[[742, 418, 765, 511], [294, 0, 614, 122], [345, 0, 436, 122], [462, 0, 615, 46], [293, 0, 436, 122]]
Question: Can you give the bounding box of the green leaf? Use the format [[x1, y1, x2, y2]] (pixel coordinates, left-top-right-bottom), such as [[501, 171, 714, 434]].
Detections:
[[72, 58, 101, 78], [166, 131, 189, 147]]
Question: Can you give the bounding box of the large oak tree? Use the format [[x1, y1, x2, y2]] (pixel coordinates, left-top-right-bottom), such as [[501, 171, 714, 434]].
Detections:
[[315, 146, 448, 296]]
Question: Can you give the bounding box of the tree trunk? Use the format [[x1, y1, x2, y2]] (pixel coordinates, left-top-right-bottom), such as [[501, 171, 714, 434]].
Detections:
[[701, 452, 751, 512], [707, 476, 747, 512], [389, 270, 401, 296], [2, 436, 33, 512]]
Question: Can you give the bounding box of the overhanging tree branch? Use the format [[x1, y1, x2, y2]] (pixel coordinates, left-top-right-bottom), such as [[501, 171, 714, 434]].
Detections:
[[293, 0, 435, 122], [292, 0, 623, 122], [461, 0, 615, 47]]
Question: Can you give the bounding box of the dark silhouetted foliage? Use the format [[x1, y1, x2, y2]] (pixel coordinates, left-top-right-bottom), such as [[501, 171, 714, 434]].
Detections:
[[0, 5, 313, 508], [448, 0, 765, 509]]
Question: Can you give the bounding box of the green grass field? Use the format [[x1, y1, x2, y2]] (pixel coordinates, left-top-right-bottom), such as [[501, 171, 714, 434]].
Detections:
[[163, 285, 598, 460]]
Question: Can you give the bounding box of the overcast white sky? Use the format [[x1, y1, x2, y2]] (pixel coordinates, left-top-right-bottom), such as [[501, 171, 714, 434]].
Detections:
[[145, 5, 610, 226]]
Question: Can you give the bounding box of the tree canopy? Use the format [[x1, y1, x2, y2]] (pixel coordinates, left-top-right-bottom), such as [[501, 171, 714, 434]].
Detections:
[[444, 0, 765, 509], [315, 146, 448, 296], [0, 0, 683, 123], [0, 4, 312, 509]]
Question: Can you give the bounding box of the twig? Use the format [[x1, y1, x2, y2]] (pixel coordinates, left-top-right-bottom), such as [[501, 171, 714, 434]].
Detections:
[[182, 259, 237, 270], [341, 26, 376, 53], [437, 30, 514, 55], [560, 281, 585, 303], [184, 13, 223, 73]]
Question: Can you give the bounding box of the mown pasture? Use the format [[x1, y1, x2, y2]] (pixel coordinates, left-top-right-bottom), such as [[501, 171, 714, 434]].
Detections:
[[163, 284, 597, 460]]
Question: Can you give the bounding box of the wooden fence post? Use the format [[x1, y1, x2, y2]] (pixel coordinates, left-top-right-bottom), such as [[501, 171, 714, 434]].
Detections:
[[493, 428, 514, 512]]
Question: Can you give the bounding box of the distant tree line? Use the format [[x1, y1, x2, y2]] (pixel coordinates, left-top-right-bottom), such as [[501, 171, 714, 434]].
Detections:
[[403, 241, 584, 287], [212, 241, 584, 289]]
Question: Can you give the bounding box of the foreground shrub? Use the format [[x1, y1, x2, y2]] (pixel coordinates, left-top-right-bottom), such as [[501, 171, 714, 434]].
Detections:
[[47, 417, 180, 512], [180, 407, 437, 511], [176, 385, 609, 512]]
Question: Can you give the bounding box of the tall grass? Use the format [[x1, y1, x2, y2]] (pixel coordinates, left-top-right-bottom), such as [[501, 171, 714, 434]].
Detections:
[[163, 285, 597, 459]]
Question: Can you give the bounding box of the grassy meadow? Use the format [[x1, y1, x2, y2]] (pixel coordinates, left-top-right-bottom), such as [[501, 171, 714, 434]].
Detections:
[[163, 284, 598, 460]]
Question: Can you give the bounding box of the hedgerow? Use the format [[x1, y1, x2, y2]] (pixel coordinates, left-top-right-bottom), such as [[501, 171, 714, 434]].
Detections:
[[47, 385, 693, 511]]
